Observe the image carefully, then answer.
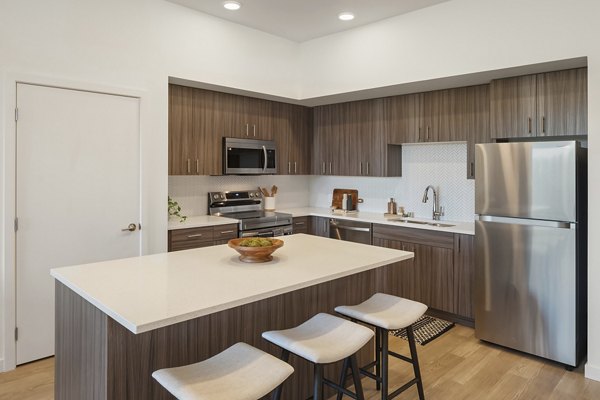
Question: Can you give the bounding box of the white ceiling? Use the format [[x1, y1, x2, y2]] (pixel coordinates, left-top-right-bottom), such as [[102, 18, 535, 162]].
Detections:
[[167, 0, 451, 42]]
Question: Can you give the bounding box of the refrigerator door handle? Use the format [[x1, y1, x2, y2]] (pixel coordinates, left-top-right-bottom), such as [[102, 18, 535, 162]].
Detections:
[[476, 215, 575, 229]]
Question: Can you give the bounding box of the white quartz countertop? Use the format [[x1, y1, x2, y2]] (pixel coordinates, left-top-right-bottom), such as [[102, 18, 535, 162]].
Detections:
[[51, 234, 413, 334], [281, 207, 475, 235], [168, 215, 239, 230]]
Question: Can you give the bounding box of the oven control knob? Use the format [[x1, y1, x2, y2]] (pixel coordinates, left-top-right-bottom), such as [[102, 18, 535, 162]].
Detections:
[[220, 194, 225, 199], [255, 191, 261, 197], [249, 192, 254, 198], [213, 194, 219, 199]]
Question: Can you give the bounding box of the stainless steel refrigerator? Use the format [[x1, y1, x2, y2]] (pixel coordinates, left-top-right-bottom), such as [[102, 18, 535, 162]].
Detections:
[[474, 141, 587, 368]]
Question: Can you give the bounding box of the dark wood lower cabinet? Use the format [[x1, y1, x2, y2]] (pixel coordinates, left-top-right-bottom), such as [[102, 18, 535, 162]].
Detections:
[[168, 224, 238, 251], [310, 216, 330, 237], [372, 224, 474, 322], [292, 216, 309, 234]]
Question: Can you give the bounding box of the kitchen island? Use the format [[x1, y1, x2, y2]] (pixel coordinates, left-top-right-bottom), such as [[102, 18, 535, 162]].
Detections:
[[51, 234, 413, 399]]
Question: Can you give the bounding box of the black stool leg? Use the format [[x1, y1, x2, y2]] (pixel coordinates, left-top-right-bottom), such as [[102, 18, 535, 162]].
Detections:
[[272, 350, 290, 400], [381, 328, 389, 400], [336, 356, 350, 400], [406, 326, 425, 400], [350, 354, 365, 400], [314, 364, 324, 400], [375, 327, 381, 391]]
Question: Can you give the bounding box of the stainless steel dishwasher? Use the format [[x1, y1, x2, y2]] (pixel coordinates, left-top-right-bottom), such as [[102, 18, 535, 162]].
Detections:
[[329, 218, 372, 244]]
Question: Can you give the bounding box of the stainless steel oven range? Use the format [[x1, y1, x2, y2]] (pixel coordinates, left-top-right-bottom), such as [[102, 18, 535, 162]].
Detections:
[[208, 190, 293, 237]]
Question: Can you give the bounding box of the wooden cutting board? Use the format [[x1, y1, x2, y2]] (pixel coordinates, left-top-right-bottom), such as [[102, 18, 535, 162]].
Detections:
[[331, 188, 359, 210]]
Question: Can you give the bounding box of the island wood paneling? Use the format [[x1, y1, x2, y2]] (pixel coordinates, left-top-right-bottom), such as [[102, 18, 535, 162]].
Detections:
[[55, 262, 395, 400], [55, 282, 107, 400]]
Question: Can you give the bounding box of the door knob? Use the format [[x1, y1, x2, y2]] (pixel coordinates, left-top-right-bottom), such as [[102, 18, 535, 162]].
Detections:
[[121, 223, 137, 232]]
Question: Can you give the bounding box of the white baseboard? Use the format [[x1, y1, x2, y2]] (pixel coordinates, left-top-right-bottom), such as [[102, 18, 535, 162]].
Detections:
[[585, 362, 600, 382]]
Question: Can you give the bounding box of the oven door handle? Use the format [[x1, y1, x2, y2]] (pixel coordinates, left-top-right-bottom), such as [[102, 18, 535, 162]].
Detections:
[[262, 145, 267, 173]]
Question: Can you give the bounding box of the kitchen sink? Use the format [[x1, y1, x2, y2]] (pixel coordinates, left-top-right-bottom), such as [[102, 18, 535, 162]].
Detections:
[[427, 222, 455, 227], [392, 219, 428, 225]]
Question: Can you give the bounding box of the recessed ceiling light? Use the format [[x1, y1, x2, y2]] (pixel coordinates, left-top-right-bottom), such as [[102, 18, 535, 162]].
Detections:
[[223, 1, 241, 11], [338, 12, 355, 21]]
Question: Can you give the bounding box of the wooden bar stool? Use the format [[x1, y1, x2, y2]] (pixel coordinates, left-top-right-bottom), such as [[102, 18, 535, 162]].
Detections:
[[152, 342, 294, 400], [335, 293, 428, 400], [262, 313, 374, 400]]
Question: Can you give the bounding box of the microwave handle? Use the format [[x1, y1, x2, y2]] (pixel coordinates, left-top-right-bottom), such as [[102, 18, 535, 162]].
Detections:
[[262, 145, 267, 173]]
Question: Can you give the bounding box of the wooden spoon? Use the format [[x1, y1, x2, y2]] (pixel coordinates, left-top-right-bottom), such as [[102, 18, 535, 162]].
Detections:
[[271, 185, 278, 196]]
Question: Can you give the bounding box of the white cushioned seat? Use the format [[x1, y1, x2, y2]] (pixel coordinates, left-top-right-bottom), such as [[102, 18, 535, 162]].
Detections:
[[152, 342, 293, 400], [262, 313, 374, 364], [335, 293, 427, 330]]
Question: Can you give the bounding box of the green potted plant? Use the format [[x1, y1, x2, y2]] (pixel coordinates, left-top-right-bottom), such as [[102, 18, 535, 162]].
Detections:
[[168, 196, 187, 222]]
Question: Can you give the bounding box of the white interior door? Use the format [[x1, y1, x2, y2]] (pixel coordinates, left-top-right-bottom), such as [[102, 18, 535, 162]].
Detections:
[[15, 83, 141, 365]]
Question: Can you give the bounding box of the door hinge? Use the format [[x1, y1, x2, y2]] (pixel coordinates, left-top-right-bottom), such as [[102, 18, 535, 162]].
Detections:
[[15, 327, 18, 341], [15, 107, 18, 122], [14, 217, 18, 232]]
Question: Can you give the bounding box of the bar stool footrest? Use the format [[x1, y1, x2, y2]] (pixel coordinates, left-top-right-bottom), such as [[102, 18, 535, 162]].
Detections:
[[323, 378, 359, 399], [389, 350, 413, 364], [389, 378, 418, 399]]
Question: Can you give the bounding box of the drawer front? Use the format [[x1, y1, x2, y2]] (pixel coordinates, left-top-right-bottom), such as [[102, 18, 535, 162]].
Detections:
[[170, 226, 214, 245], [213, 224, 238, 240], [293, 217, 309, 234], [372, 223, 454, 249], [170, 240, 214, 252]]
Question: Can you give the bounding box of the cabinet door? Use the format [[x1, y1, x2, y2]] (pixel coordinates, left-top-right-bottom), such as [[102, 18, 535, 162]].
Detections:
[[536, 68, 587, 136], [168, 85, 195, 175], [454, 234, 474, 319], [466, 85, 490, 179], [193, 89, 221, 175], [310, 216, 330, 237], [490, 75, 537, 138], [424, 89, 450, 142], [288, 106, 312, 174], [383, 93, 423, 144], [361, 98, 384, 177], [292, 217, 309, 234], [372, 237, 418, 301], [419, 245, 454, 313], [273, 102, 293, 174], [312, 105, 337, 175]]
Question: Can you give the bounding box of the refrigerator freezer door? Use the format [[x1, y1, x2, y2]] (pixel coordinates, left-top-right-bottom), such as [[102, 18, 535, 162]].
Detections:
[[475, 141, 576, 222], [474, 219, 577, 365]]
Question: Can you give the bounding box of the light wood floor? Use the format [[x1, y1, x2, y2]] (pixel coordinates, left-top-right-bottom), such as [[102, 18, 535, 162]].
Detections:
[[1, 325, 599, 399]]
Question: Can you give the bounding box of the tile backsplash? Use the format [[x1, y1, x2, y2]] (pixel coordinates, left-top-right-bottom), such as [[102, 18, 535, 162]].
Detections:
[[169, 142, 475, 222], [168, 175, 311, 216], [310, 143, 474, 221]]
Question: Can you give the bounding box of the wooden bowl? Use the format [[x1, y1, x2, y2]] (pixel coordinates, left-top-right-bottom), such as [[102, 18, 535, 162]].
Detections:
[[228, 238, 284, 263]]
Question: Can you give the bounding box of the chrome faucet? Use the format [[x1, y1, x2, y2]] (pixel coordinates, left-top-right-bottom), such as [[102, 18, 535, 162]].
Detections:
[[422, 185, 444, 221]]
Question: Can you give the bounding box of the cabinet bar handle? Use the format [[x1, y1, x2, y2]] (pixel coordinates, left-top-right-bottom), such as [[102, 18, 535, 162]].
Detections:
[[288, 162, 291, 174], [295, 222, 305, 226], [470, 162, 474, 177], [528, 117, 532, 134], [366, 162, 369, 176], [187, 159, 191, 174], [542, 116, 546, 135], [253, 125, 256, 137], [322, 162, 325, 174], [196, 159, 199, 174], [359, 162, 363, 175], [458, 236, 461, 252], [329, 162, 332, 175], [294, 162, 297, 174], [427, 126, 431, 140], [245, 123, 249, 136], [418, 127, 422, 141], [219, 230, 234, 234], [187, 234, 203, 238]]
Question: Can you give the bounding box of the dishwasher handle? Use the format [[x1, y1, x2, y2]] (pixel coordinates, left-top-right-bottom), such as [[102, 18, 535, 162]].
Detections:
[[329, 219, 371, 232]]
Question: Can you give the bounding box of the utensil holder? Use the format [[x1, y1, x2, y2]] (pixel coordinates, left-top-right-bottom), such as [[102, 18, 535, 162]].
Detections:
[[264, 196, 276, 211]]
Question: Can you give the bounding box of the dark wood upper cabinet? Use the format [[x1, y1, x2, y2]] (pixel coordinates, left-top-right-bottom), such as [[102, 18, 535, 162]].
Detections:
[[169, 85, 195, 175], [536, 68, 587, 136], [273, 102, 312, 175], [312, 99, 401, 177], [490, 67, 587, 138]]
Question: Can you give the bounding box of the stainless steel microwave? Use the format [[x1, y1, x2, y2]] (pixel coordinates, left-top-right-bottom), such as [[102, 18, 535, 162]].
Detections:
[[223, 137, 277, 175]]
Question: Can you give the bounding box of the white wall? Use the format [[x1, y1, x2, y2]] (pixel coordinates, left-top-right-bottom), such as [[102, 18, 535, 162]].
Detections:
[[310, 143, 474, 221], [0, 0, 300, 370], [298, 0, 600, 381]]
